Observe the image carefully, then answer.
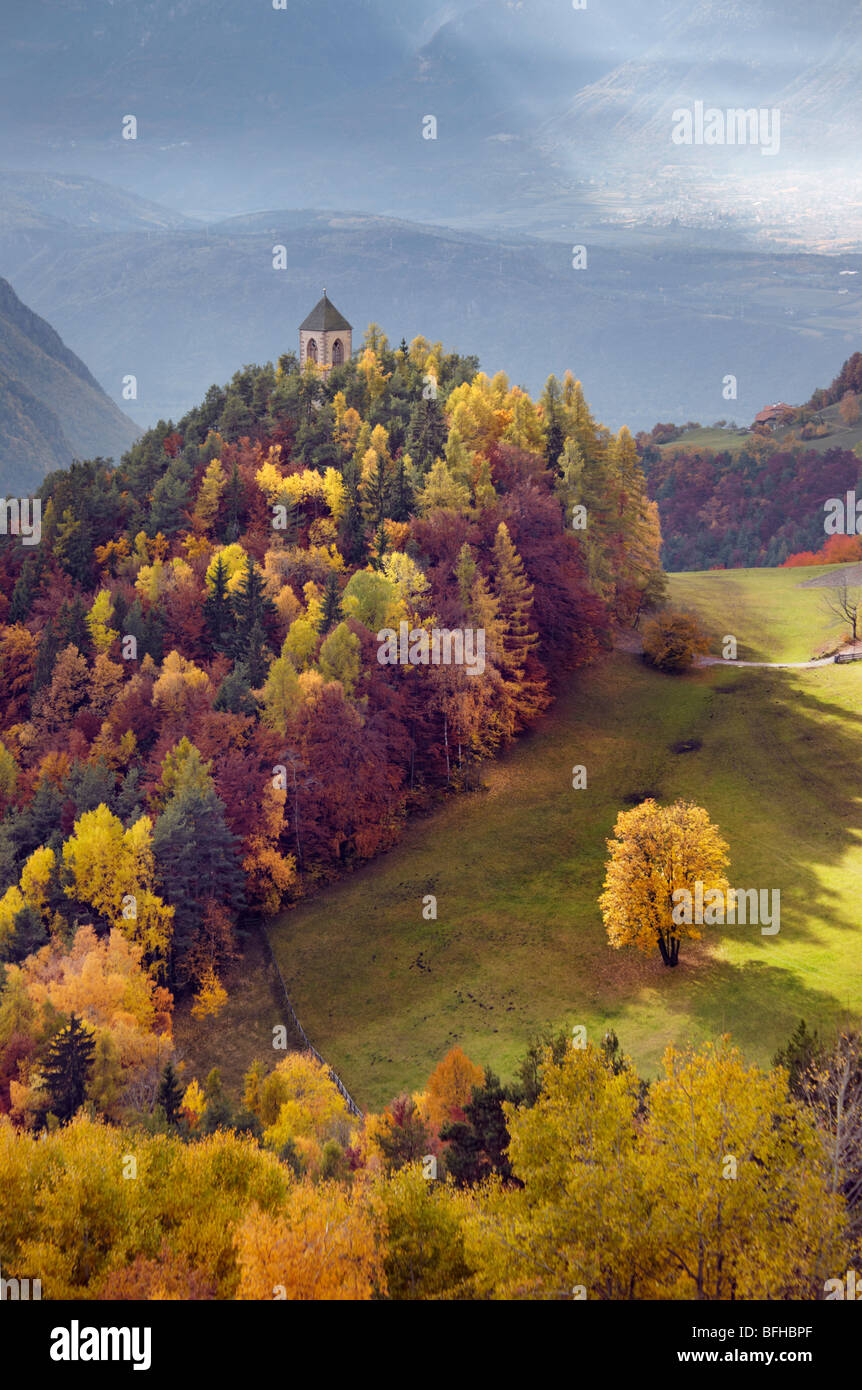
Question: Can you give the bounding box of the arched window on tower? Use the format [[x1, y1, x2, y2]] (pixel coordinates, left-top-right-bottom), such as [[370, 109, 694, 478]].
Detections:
[[306, 337, 318, 363], [331, 338, 344, 366]]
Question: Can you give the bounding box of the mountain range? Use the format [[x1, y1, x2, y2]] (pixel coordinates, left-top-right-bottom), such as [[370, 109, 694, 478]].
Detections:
[[2, 0, 861, 244], [1, 173, 860, 452]]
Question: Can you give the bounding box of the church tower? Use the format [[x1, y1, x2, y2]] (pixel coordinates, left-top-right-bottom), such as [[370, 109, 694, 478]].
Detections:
[[299, 291, 352, 371]]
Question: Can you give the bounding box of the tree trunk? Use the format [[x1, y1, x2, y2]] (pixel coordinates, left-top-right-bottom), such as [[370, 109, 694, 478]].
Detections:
[[657, 930, 680, 967]]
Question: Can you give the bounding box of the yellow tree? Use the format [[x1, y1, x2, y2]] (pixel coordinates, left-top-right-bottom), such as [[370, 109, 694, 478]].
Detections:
[[154, 736, 214, 811], [19, 845, 56, 923], [85, 590, 119, 654], [489, 1042, 649, 1299], [235, 1184, 384, 1300], [261, 652, 301, 735], [600, 799, 730, 967], [425, 1046, 484, 1132], [182, 1078, 205, 1128], [417, 459, 470, 516], [192, 458, 226, 534], [242, 783, 296, 914], [89, 652, 124, 718], [151, 650, 211, 718], [368, 1165, 474, 1300], [642, 611, 710, 673], [191, 967, 228, 1020], [641, 1039, 848, 1299], [62, 805, 174, 974], [260, 1052, 357, 1173]]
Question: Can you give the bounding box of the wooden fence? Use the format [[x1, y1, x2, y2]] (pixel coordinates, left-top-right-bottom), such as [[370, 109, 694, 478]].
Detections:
[[260, 924, 363, 1118]]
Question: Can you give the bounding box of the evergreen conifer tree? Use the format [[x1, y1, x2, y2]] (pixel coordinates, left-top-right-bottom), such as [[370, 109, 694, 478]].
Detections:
[[43, 1013, 96, 1121]]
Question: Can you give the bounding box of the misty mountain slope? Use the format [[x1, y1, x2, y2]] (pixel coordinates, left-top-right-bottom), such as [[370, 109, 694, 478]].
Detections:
[[3, 0, 860, 238], [0, 366, 71, 492], [0, 277, 139, 492], [0, 171, 195, 232], [537, 0, 853, 163], [6, 203, 859, 436]]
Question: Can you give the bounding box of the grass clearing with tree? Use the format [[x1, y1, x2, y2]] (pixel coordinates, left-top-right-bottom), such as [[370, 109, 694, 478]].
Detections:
[[269, 603, 862, 1108]]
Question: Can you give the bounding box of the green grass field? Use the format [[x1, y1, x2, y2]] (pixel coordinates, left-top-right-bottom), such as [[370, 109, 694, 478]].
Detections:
[[267, 572, 862, 1108], [660, 427, 753, 455], [668, 565, 848, 662], [658, 400, 862, 459]]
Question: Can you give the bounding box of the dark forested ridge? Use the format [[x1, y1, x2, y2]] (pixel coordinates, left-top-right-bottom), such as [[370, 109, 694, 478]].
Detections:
[[640, 354, 862, 570]]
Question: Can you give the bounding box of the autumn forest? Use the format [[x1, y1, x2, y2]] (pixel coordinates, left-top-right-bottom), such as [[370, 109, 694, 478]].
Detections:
[[0, 328, 858, 1306]]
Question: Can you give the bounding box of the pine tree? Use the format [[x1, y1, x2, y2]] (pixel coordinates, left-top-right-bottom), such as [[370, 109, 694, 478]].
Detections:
[[213, 662, 258, 716], [318, 572, 343, 635], [203, 554, 233, 652], [369, 520, 389, 571], [0, 903, 48, 965], [153, 784, 245, 982], [149, 462, 191, 536], [200, 1066, 233, 1134], [540, 374, 566, 471], [242, 619, 272, 688], [222, 462, 243, 541], [42, 1013, 96, 1121], [32, 620, 61, 691], [454, 543, 478, 609], [9, 557, 41, 623], [20, 777, 65, 858], [231, 556, 277, 666], [57, 596, 91, 655], [125, 597, 164, 663], [440, 1067, 514, 1186], [391, 452, 415, 522], [406, 397, 446, 473], [156, 1060, 184, 1124], [338, 495, 367, 568]]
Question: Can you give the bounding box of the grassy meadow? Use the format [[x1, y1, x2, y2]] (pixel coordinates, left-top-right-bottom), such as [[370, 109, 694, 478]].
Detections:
[[267, 571, 862, 1108], [667, 565, 848, 661], [658, 400, 862, 459]]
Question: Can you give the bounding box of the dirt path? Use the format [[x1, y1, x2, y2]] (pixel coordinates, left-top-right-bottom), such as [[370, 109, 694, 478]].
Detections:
[[616, 630, 862, 670]]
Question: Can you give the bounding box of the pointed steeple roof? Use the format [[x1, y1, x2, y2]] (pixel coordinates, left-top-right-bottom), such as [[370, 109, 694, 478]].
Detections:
[[299, 291, 352, 332]]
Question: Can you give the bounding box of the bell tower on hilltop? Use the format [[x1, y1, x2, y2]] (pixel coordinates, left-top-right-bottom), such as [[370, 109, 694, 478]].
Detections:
[[299, 290, 352, 371]]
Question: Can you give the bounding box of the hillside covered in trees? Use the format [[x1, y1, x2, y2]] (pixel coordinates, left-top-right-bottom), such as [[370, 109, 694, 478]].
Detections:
[[0, 326, 664, 1105], [640, 353, 862, 570], [3, 328, 861, 1305]]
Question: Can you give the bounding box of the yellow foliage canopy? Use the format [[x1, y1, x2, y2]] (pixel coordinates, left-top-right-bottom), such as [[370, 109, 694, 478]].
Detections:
[[599, 798, 730, 966], [235, 1183, 385, 1300]]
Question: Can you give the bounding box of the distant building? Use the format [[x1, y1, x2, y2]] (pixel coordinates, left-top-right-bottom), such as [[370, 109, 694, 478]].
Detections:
[[753, 402, 794, 430], [299, 291, 352, 371]]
